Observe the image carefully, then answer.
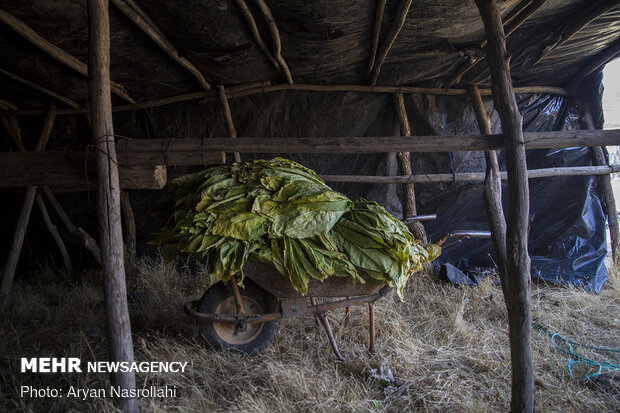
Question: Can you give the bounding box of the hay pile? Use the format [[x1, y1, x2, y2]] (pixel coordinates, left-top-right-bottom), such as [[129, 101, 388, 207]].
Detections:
[[1, 258, 618, 412]]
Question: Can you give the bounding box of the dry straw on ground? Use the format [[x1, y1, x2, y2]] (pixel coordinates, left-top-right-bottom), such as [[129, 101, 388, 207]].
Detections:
[[1, 257, 618, 412]]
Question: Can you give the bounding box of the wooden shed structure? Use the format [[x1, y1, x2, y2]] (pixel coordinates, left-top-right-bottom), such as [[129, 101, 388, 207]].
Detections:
[[1, 0, 619, 412]]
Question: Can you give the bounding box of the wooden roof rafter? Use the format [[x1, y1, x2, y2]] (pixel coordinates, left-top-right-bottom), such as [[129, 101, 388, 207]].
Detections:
[[110, 0, 213, 91], [252, 0, 293, 84], [368, 0, 413, 86], [570, 37, 620, 88], [233, 0, 282, 77], [0, 8, 135, 103], [443, 0, 548, 87], [529, 0, 620, 70], [0, 68, 80, 108]]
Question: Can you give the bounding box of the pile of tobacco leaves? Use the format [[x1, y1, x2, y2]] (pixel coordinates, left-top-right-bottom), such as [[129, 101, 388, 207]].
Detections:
[[152, 158, 440, 298]]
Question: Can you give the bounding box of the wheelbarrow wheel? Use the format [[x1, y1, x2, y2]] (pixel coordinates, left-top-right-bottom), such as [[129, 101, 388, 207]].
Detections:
[[198, 279, 280, 354]]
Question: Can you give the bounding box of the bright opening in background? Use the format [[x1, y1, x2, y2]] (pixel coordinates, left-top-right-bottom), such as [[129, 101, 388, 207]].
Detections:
[[603, 58, 620, 130], [602, 58, 620, 230]]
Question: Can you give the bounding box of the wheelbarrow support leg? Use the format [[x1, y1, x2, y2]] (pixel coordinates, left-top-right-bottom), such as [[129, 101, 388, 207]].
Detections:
[[317, 311, 346, 362], [310, 297, 320, 327], [368, 302, 375, 354], [342, 297, 352, 327]]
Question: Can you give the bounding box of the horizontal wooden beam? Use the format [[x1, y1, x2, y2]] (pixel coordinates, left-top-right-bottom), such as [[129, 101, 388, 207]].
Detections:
[[321, 164, 620, 183], [115, 129, 620, 156], [0, 152, 167, 189], [6, 83, 570, 116]]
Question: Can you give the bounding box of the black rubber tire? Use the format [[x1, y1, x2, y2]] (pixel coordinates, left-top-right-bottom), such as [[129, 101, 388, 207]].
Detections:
[[198, 279, 280, 354]]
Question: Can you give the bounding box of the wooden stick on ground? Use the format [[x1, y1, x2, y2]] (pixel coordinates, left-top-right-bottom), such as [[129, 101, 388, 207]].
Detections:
[[0, 106, 57, 312], [87, 1, 138, 411], [252, 0, 293, 84], [392, 92, 427, 243], [110, 0, 212, 91], [369, 0, 413, 86], [218, 85, 241, 163], [367, 0, 387, 75], [469, 84, 509, 296], [0, 68, 81, 108], [233, 0, 280, 72], [0, 8, 135, 103], [475, 0, 534, 411]]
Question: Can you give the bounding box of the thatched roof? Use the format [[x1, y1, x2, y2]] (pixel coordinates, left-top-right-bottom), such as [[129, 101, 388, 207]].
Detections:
[[0, 0, 619, 110]]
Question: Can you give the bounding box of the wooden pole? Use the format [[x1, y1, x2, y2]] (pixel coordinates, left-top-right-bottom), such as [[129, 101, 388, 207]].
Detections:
[[0, 186, 36, 312], [218, 85, 241, 163], [36, 194, 73, 272], [475, 1, 534, 411], [0, 106, 56, 312], [112, 129, 620, 155], [88, 1, 138, 412], [468, 85, 510, 298], [110, 0, 212, 91], [120, 191, 137, 258], [368, 0, 413, 86], [582, 105, 620, 264], [392, 92, 426, 242], [0, 8, 135, 103], [8, 84, 571, 117], [321, 164, 620, 183]]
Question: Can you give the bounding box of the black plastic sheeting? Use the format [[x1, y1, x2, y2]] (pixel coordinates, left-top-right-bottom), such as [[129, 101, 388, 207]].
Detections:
[[423, 93, 609, 293], [114, 89, 610, 293]]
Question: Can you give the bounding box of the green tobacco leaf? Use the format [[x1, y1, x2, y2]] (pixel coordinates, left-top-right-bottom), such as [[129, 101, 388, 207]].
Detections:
[[151, 158, 441, 299]]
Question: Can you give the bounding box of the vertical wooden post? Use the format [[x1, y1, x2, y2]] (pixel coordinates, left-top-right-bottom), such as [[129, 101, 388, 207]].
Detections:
[[0, 187, 37, 312], [468, 85, 509, 294], [218, 85, 241, 163], [392, 92, 427, 243], [474, 1, 534, 412], [88, 1, 138, 412], [582, 105, 619, 264], [0, 106, 57, 312]]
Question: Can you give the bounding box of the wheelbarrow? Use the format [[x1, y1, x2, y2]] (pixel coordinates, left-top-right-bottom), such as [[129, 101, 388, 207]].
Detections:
[[184, 224, 491, 360]]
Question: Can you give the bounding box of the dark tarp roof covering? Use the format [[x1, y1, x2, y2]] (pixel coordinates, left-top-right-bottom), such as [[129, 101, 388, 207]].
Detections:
[[0, 0, 619, 106]]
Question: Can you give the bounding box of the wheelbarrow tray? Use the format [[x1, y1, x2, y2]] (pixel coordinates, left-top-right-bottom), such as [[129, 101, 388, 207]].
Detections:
[[242, 259, 386, 298]]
